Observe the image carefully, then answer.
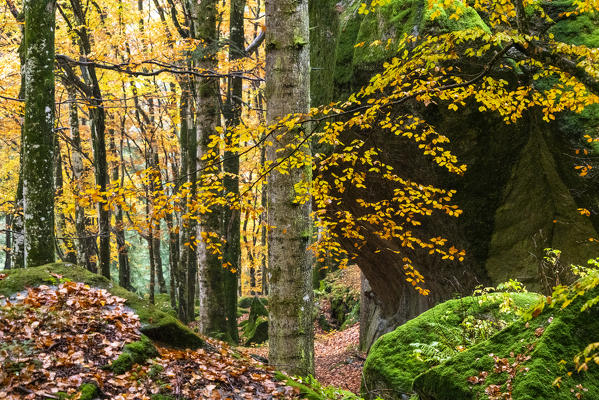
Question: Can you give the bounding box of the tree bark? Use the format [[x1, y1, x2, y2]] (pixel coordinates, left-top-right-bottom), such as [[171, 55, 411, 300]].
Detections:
[[54, 138, 77, 263], [67, 85, 96, 272], [111, 125, 131, 290], [193, 0, 227, 337], [265, 0, 314, 376], [22, 0, 56, 267], [221, 0, 246, 343], [67, 0, 110, 278], [177, 80, 192, 323]]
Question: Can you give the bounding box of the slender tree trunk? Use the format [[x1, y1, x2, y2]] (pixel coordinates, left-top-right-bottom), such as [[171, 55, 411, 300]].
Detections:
[[193, 0, 227, 338], [111, 126, 131, 289], [22, 0, 56, 267], [220, 0, 245, 343], [165, 160, 179, 309], [67, 85, 95, 272], [265, 0, 314, 376], [12, 173, 24, 269], [54, 139, 77, 263], [150, 152, 167, 293], [177, 81, 192, 323], [70, 0, 111, 278], [4, 214, 12, 269]]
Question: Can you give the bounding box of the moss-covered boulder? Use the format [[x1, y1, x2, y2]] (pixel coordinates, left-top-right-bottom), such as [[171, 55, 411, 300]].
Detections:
[[0, 263, 204, 349], [108, 335, 160, 374], [240, 296, 269, 345], [413, 277, 599, 399], [323, 0, 599, 352], [361, 292, 541, 399]]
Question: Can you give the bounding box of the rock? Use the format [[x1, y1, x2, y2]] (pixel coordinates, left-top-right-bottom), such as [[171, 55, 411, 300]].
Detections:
[[245, 317, 269, 345], [0, 263, 204, 349], [413, 274, 599, 399], [361, 292, 541, 399], [241, 296, 269, 345], [318, 0, 599, 351]]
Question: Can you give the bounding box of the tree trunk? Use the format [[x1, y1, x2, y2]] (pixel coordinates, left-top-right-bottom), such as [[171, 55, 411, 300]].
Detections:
[[177, 80, 192, 323], [54, 138, 77, 263], [265, 0, 314, 376], [66, 0, 110, 278], [67, 85, 96, 272], [193, 0, 226, 337], [4, 214, 12, 269], [111, 126, 131, 290], [22, 0, 56, 267], [221, 0, 245, 343]]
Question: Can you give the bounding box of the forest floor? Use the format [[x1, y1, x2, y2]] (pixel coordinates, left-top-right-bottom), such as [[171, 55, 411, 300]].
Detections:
[[239, 323, 365, 394], [0, 279, 300, 399], [238, 264, 365, 394]]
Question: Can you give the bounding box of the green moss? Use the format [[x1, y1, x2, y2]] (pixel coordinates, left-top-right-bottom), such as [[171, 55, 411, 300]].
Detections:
[[361, 292, 541, 399], [484, 126, 599, 290], [241, 297, 269, 345], [351, 0, 489, 68], [315, 268, 360, 329], [413, 284, 599, 399], [109, 335, 159, 374], [150, 395, 175, 400], [238, 296, 254, 309], [549, 14, 599, 48], [77, 383, 99, 400], [333, 0, 366, 94], [0, 263, 204, 349]]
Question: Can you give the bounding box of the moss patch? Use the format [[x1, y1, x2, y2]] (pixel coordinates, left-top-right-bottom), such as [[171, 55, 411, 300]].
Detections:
[[77, 383, 99, 400], [361, 292, 541, 399], [0, 263, 204, 349], [109, 335, 159, 374], [240, 296, 269, 345], [413, 282, 599, 399]]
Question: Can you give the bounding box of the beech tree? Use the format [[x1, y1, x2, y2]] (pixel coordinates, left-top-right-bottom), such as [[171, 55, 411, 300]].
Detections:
[[265, 0, 314, 376], [22, 0, 56, 267]]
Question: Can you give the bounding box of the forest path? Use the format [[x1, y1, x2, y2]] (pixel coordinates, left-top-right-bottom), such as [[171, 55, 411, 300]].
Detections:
[[238, 323, 365, 394]]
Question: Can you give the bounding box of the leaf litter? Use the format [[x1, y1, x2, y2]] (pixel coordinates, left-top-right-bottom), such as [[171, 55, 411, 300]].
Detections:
[[0, 276, 298, 399]]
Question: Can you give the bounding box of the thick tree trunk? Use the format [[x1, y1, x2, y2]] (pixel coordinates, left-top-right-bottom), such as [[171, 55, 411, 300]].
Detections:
[[22, 0, 56, 267], [265, 0, 314, 376]]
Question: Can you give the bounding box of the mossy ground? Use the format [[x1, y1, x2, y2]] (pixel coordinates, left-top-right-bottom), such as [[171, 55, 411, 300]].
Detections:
[[413, 285, 599, 399], [109, 335, 159, 374], [361, 292, 541, 400], [0, 263, 204, 349]]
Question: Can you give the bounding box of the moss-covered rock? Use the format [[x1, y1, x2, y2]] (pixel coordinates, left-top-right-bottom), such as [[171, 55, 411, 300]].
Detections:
[[315, 267, 361, 330], [109, 335, 159, 374], [240, 296, 269, 345], [238, 296, 254, 309], [0, 263, 204, 349], [361, 292, 541, 399], [413, 280, 599, 399], [245, 317, 269, 345], [484, 125, 599, 291]]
